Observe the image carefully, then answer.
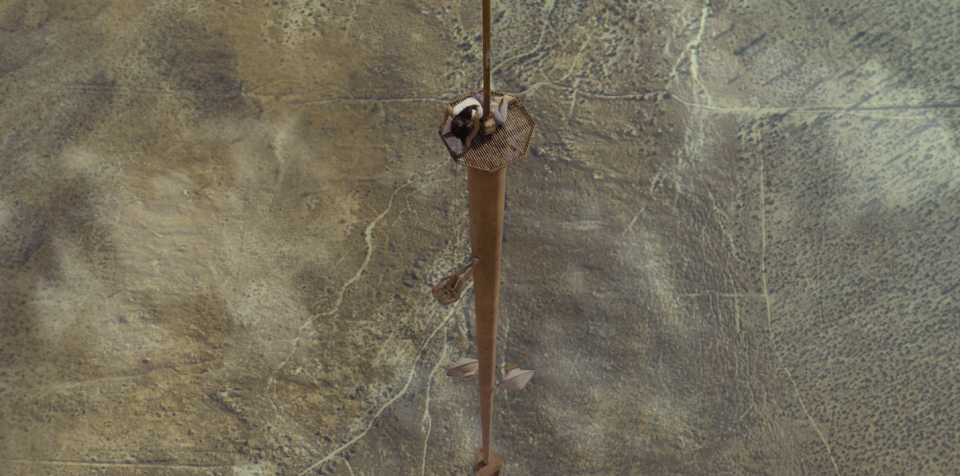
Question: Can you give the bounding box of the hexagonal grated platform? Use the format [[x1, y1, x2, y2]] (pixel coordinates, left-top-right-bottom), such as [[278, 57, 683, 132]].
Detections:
[[438, 89, 536, 172]]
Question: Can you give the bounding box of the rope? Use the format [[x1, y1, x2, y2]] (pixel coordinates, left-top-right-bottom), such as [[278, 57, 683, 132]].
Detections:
[[482, 0, 491, 122], [452, 162, 458, 270]]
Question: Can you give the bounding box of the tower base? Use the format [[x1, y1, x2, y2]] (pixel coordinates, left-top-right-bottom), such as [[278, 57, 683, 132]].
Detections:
[[474, 447, 503, 476]]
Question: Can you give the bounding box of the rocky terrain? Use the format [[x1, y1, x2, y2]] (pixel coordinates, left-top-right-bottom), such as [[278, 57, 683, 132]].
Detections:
[[1, 0, 958, 474]]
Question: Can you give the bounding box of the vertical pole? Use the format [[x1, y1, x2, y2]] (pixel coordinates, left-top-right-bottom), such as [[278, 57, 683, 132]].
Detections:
[[482, 0, 491, 122], [467, 166, 506, 466]]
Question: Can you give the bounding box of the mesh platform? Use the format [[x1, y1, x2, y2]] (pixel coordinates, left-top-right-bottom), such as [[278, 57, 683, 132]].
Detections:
[[438, 89, 536, 172]]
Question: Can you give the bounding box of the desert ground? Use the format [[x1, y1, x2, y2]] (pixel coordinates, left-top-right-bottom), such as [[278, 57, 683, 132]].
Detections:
[[1, 0, 958, 475]]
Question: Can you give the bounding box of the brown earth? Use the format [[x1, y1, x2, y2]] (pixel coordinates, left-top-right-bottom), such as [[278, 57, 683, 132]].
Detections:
[[1, 1, 958, 475]]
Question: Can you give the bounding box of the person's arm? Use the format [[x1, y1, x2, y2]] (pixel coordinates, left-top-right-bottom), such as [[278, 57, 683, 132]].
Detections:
[[464, 114, 481, 149], [441, 105, 454, 127]]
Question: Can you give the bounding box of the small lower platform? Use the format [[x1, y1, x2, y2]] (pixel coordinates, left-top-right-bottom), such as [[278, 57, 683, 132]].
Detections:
[[474, 447, 504, 476]]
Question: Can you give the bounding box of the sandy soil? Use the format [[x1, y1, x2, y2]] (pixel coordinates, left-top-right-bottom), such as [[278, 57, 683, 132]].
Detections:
[[1, 0, 958, 475]]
